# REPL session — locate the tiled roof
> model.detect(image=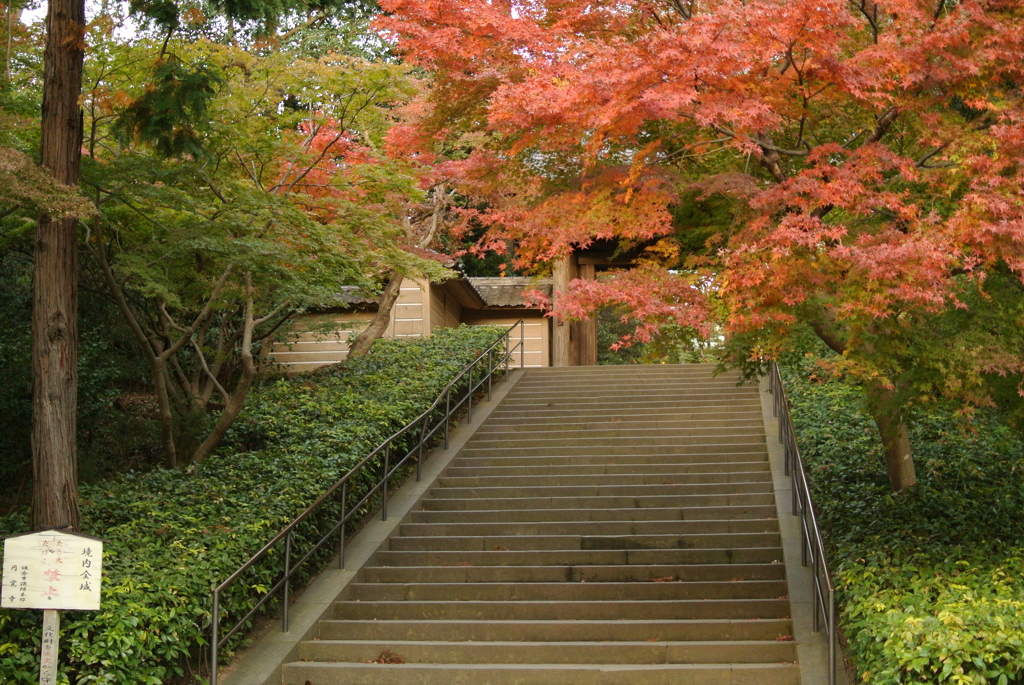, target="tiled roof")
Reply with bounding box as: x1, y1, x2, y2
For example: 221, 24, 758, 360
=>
468, 277, 552, 308
334, 286, 378, 305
